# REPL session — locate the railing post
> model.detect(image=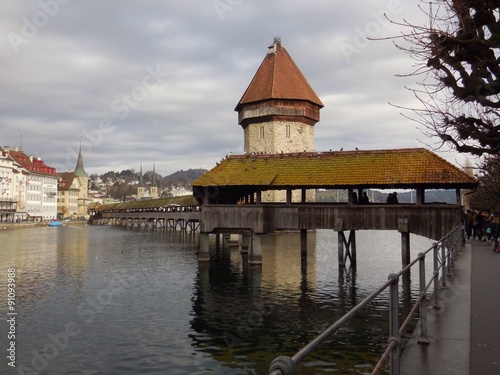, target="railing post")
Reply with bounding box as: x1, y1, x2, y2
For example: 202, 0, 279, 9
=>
450, 232, 457, 268
441, 241, 447, 288
432, 242, 441, 309
446, 236, 453, 275
417, 253, 430, 344
388, 273, 400, 375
